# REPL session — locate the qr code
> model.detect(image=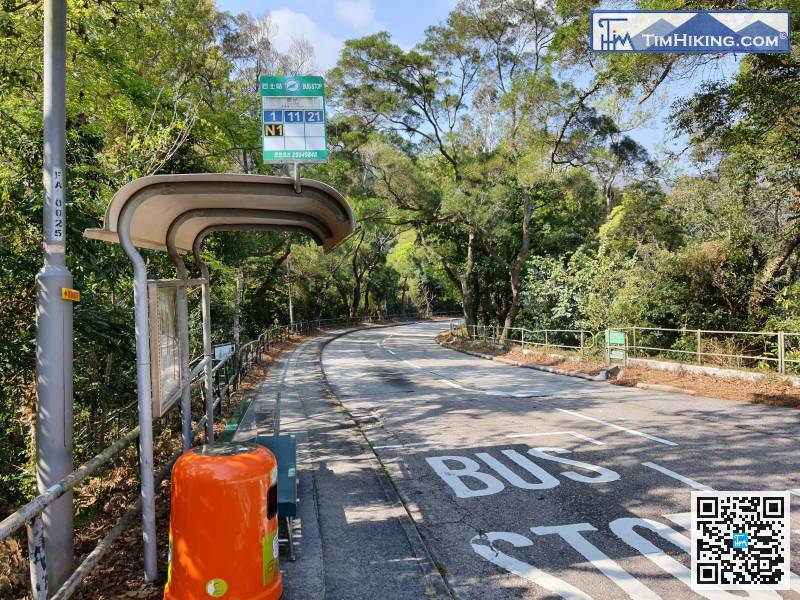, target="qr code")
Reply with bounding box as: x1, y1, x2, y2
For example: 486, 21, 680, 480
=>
691, 491, 790, 590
